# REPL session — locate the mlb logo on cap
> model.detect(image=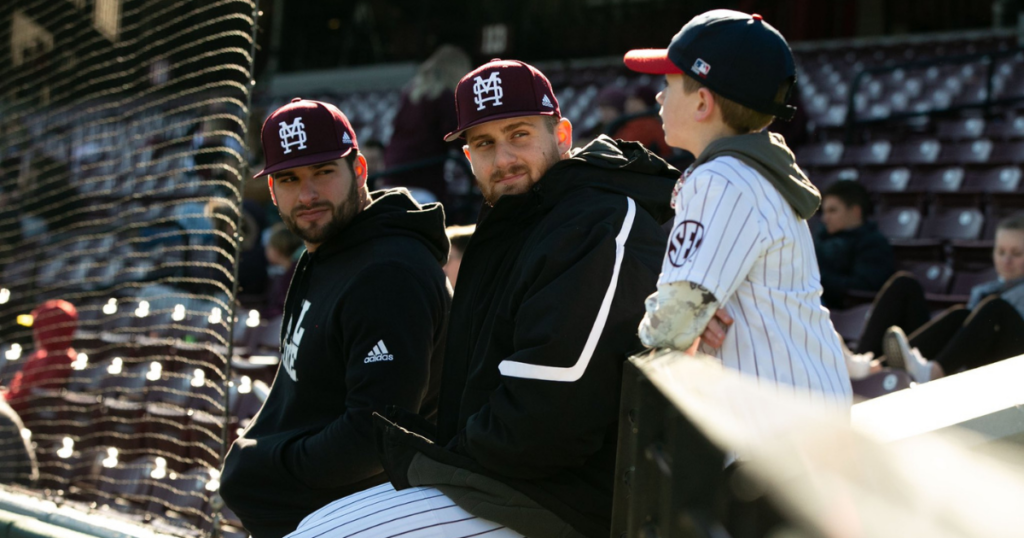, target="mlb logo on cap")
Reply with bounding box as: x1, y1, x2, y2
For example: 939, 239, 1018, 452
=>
254, 97, 359, 178
445, 59, 560, 142
691, 58, 711, 78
